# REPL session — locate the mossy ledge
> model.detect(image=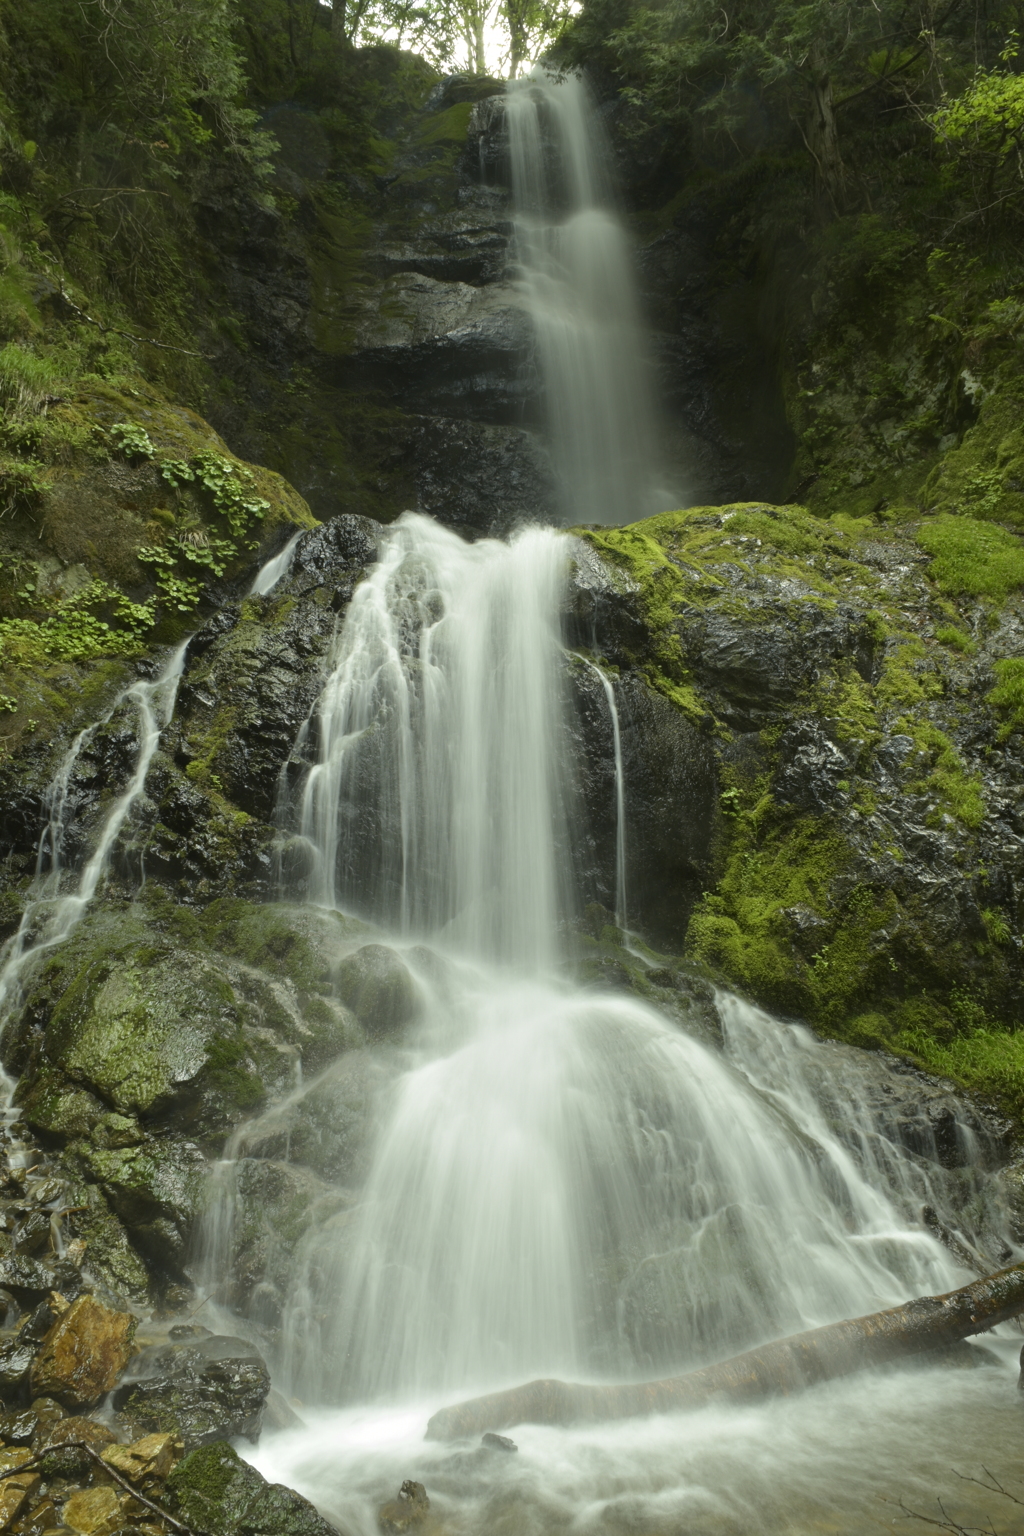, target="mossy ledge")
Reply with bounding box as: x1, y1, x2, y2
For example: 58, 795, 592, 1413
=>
578, 502, 1024, 1122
